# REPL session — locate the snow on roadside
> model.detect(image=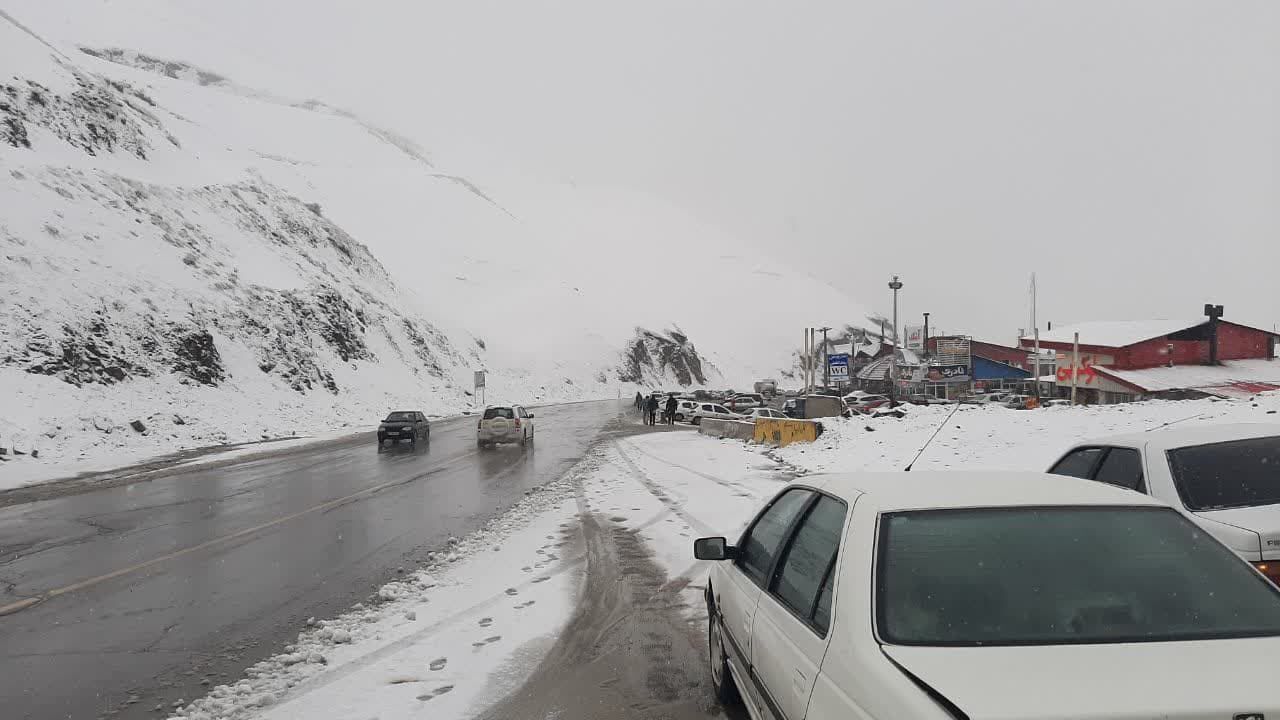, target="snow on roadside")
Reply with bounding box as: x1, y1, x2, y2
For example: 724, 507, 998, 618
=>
170, 473, 587, 720
775, 393, 1280, 474
580, 432, 792, 621
576, 396, 1280, 627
